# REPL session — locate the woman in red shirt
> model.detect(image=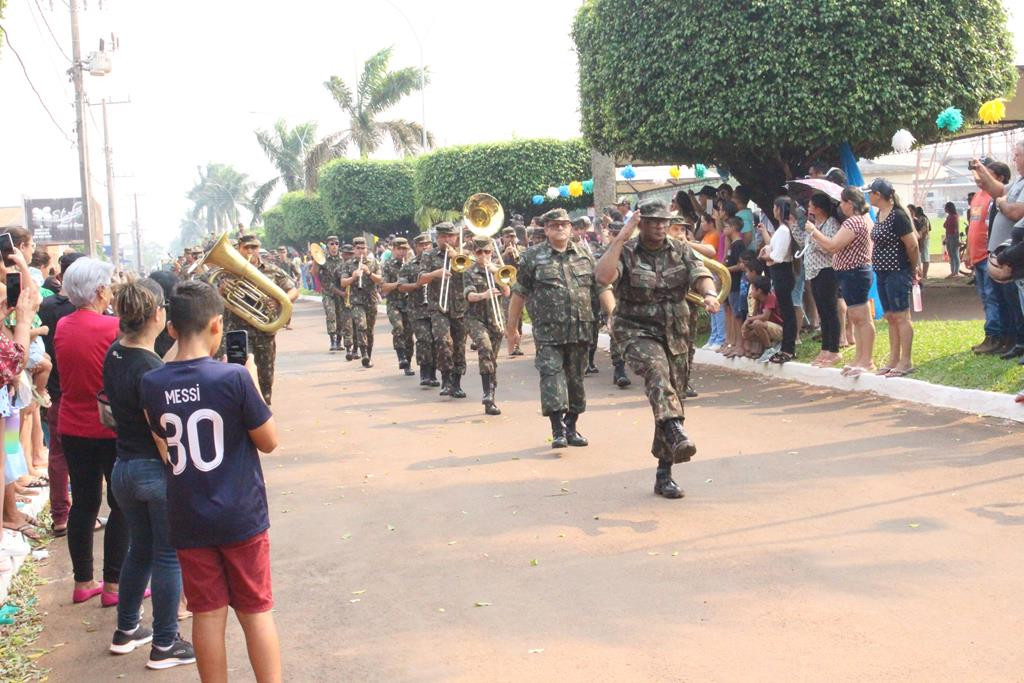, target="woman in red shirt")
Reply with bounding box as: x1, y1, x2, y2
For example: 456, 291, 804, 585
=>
54, 257, 127, 604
